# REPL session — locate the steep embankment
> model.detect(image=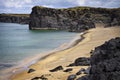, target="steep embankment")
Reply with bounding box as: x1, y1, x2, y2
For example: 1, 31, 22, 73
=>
29, 6, 120, 32
0, 14, 29, 24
